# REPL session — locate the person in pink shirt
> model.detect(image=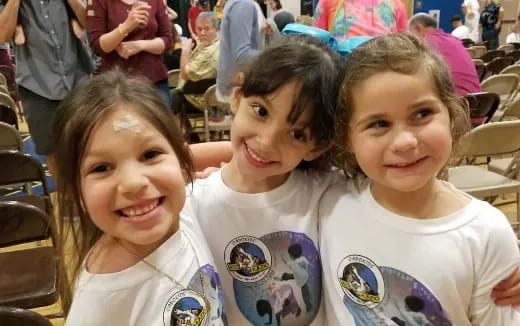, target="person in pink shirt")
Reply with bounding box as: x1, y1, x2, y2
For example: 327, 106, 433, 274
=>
312, 0, 407, 44
409, 13, 481, 96
86, 0, 172, 106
